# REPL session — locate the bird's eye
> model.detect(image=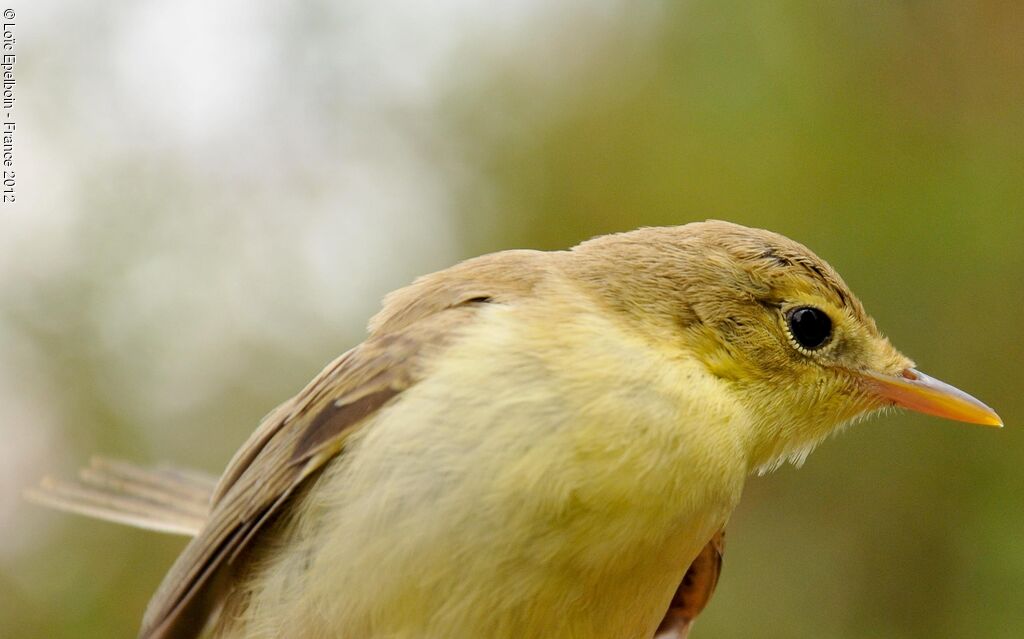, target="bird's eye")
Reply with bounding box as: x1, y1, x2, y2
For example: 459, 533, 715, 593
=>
786, 306, 832, 351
